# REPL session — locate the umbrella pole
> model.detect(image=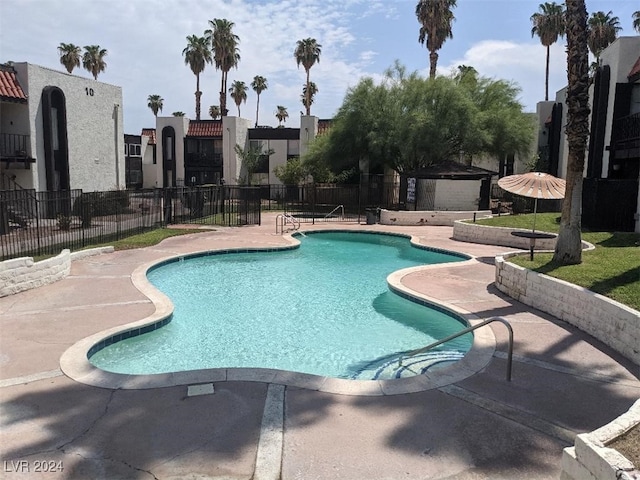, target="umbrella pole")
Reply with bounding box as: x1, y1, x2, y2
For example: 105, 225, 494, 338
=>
532, 198, 538, 233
